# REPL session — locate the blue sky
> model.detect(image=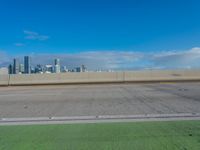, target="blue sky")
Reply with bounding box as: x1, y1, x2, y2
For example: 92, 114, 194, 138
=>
0, 0, 200, 70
